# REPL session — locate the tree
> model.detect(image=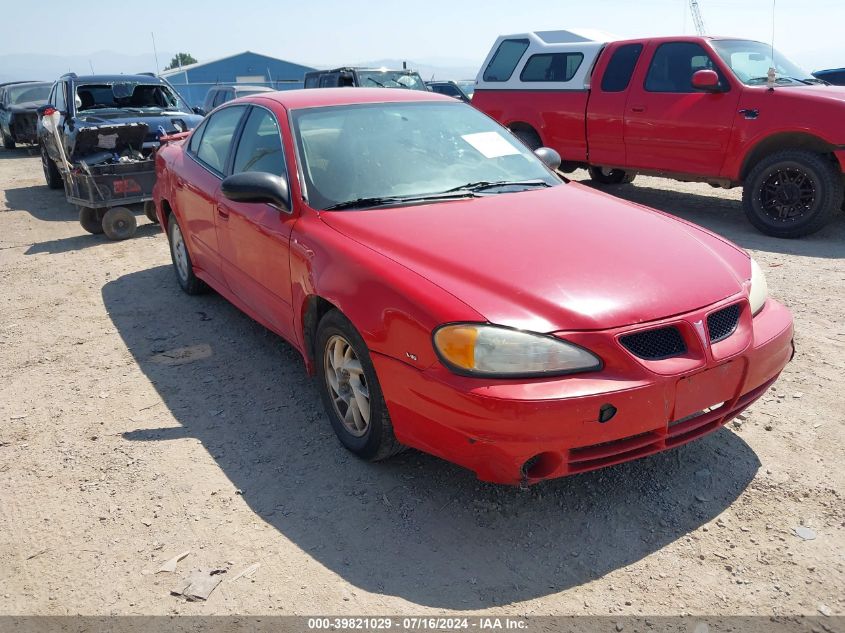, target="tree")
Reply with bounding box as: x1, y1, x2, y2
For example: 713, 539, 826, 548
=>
164, 53, 197, 71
